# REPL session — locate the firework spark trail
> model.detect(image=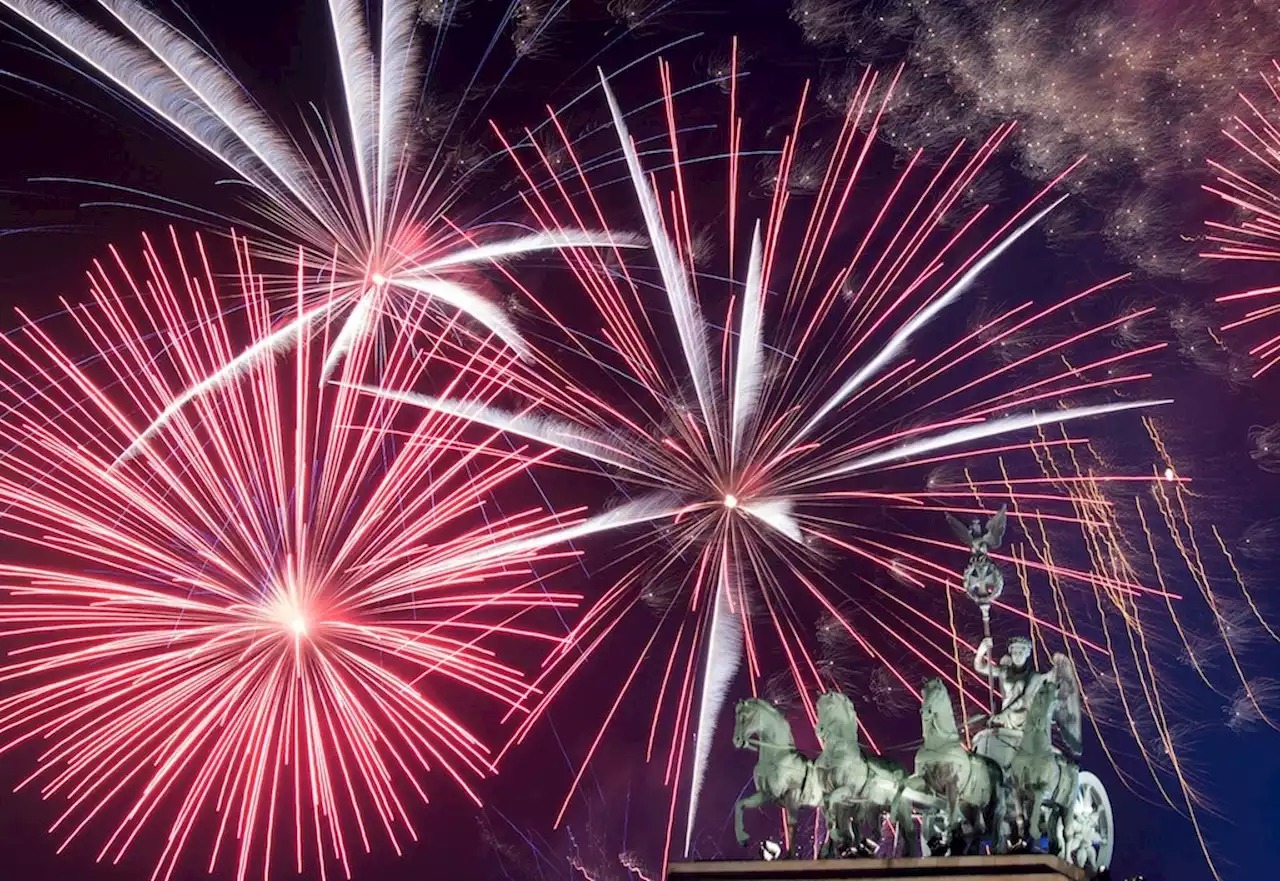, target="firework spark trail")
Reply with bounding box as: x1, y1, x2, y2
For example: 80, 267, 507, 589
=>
0, 0, 642, 456
998, 431, 1221, 873
1142, 423, 1279, 734
358, 55, 1173, 860
1126, 495, 1233, 877
0, 231, 667, 881
1211, 525, 1280, 645
1023, 421, 1280, 877
1037, 436, 1193, 791
1205, 59, 1280, 375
